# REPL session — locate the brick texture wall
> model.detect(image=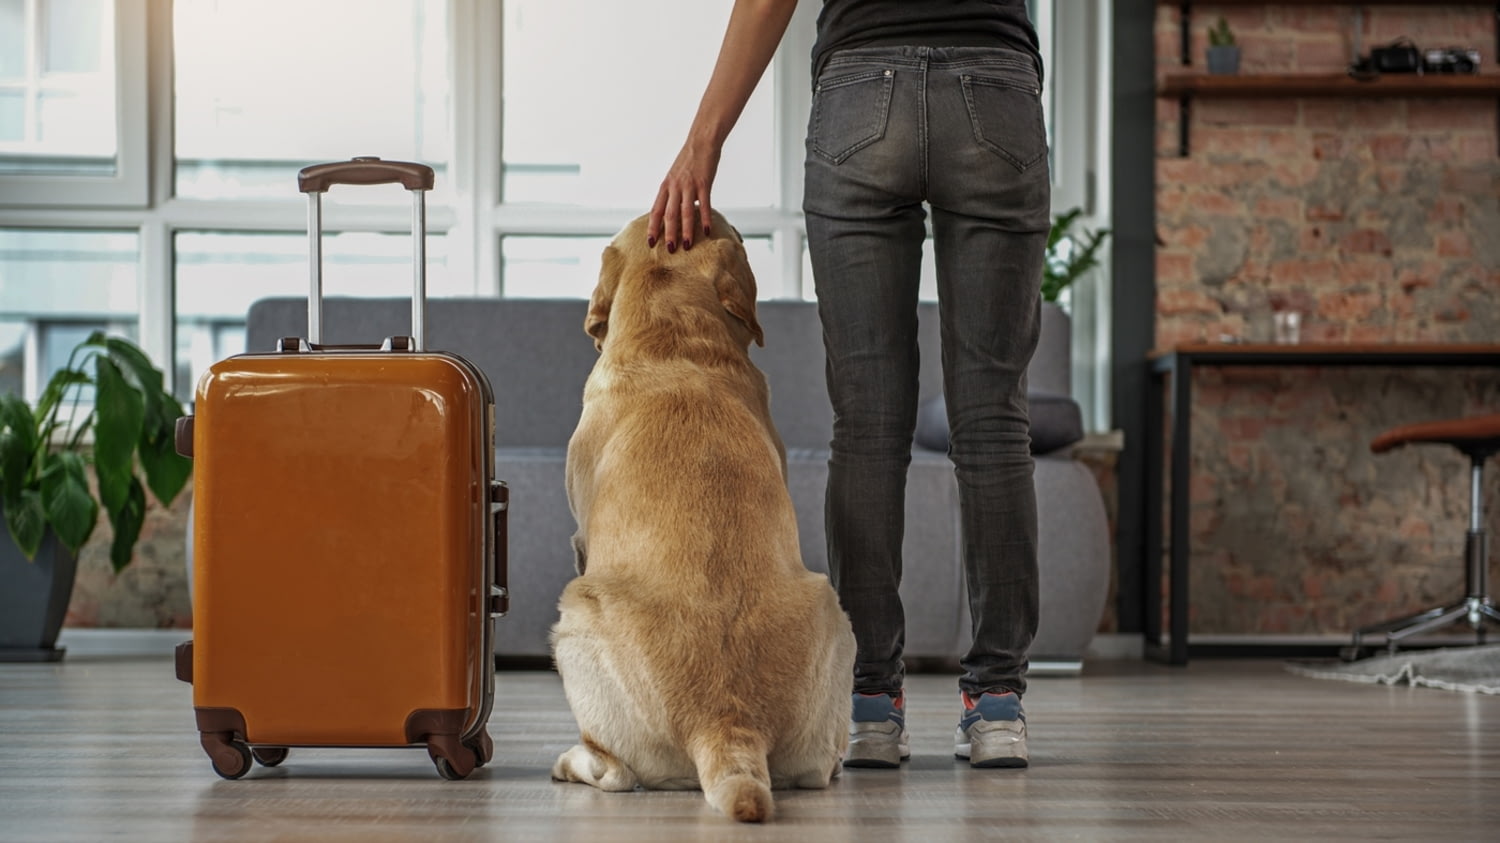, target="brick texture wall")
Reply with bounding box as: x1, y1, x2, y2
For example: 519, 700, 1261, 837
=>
1155, 4, 1500, 635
